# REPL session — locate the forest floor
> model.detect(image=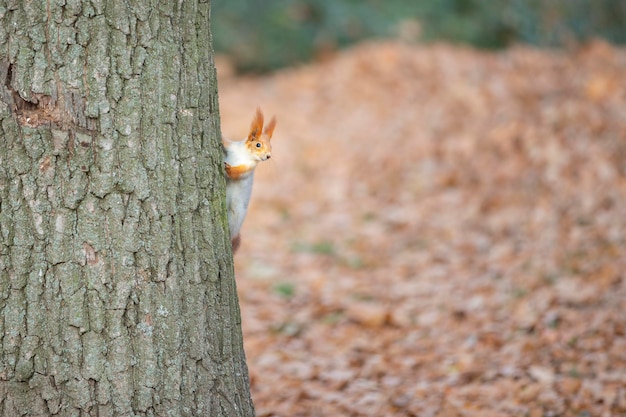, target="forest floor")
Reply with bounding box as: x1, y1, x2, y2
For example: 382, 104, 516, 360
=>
216, 40, 626, 417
